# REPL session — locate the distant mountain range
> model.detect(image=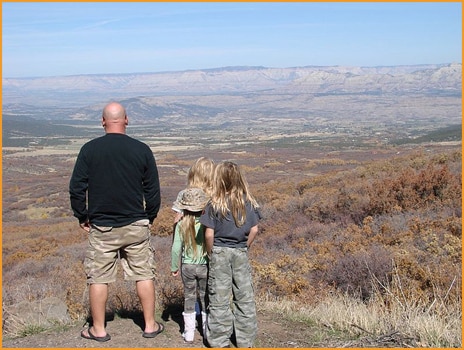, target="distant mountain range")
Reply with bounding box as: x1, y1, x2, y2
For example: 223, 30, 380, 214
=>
2, 64, 462, 132
3, 63, 461, 103
2, 64, 462, 147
